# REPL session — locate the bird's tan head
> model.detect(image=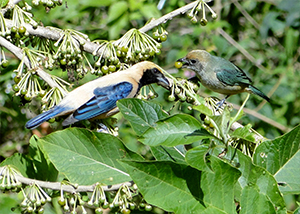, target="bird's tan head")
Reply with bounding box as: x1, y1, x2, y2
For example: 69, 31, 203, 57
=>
177, 50, 211, 72
135, 61, 170, 89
